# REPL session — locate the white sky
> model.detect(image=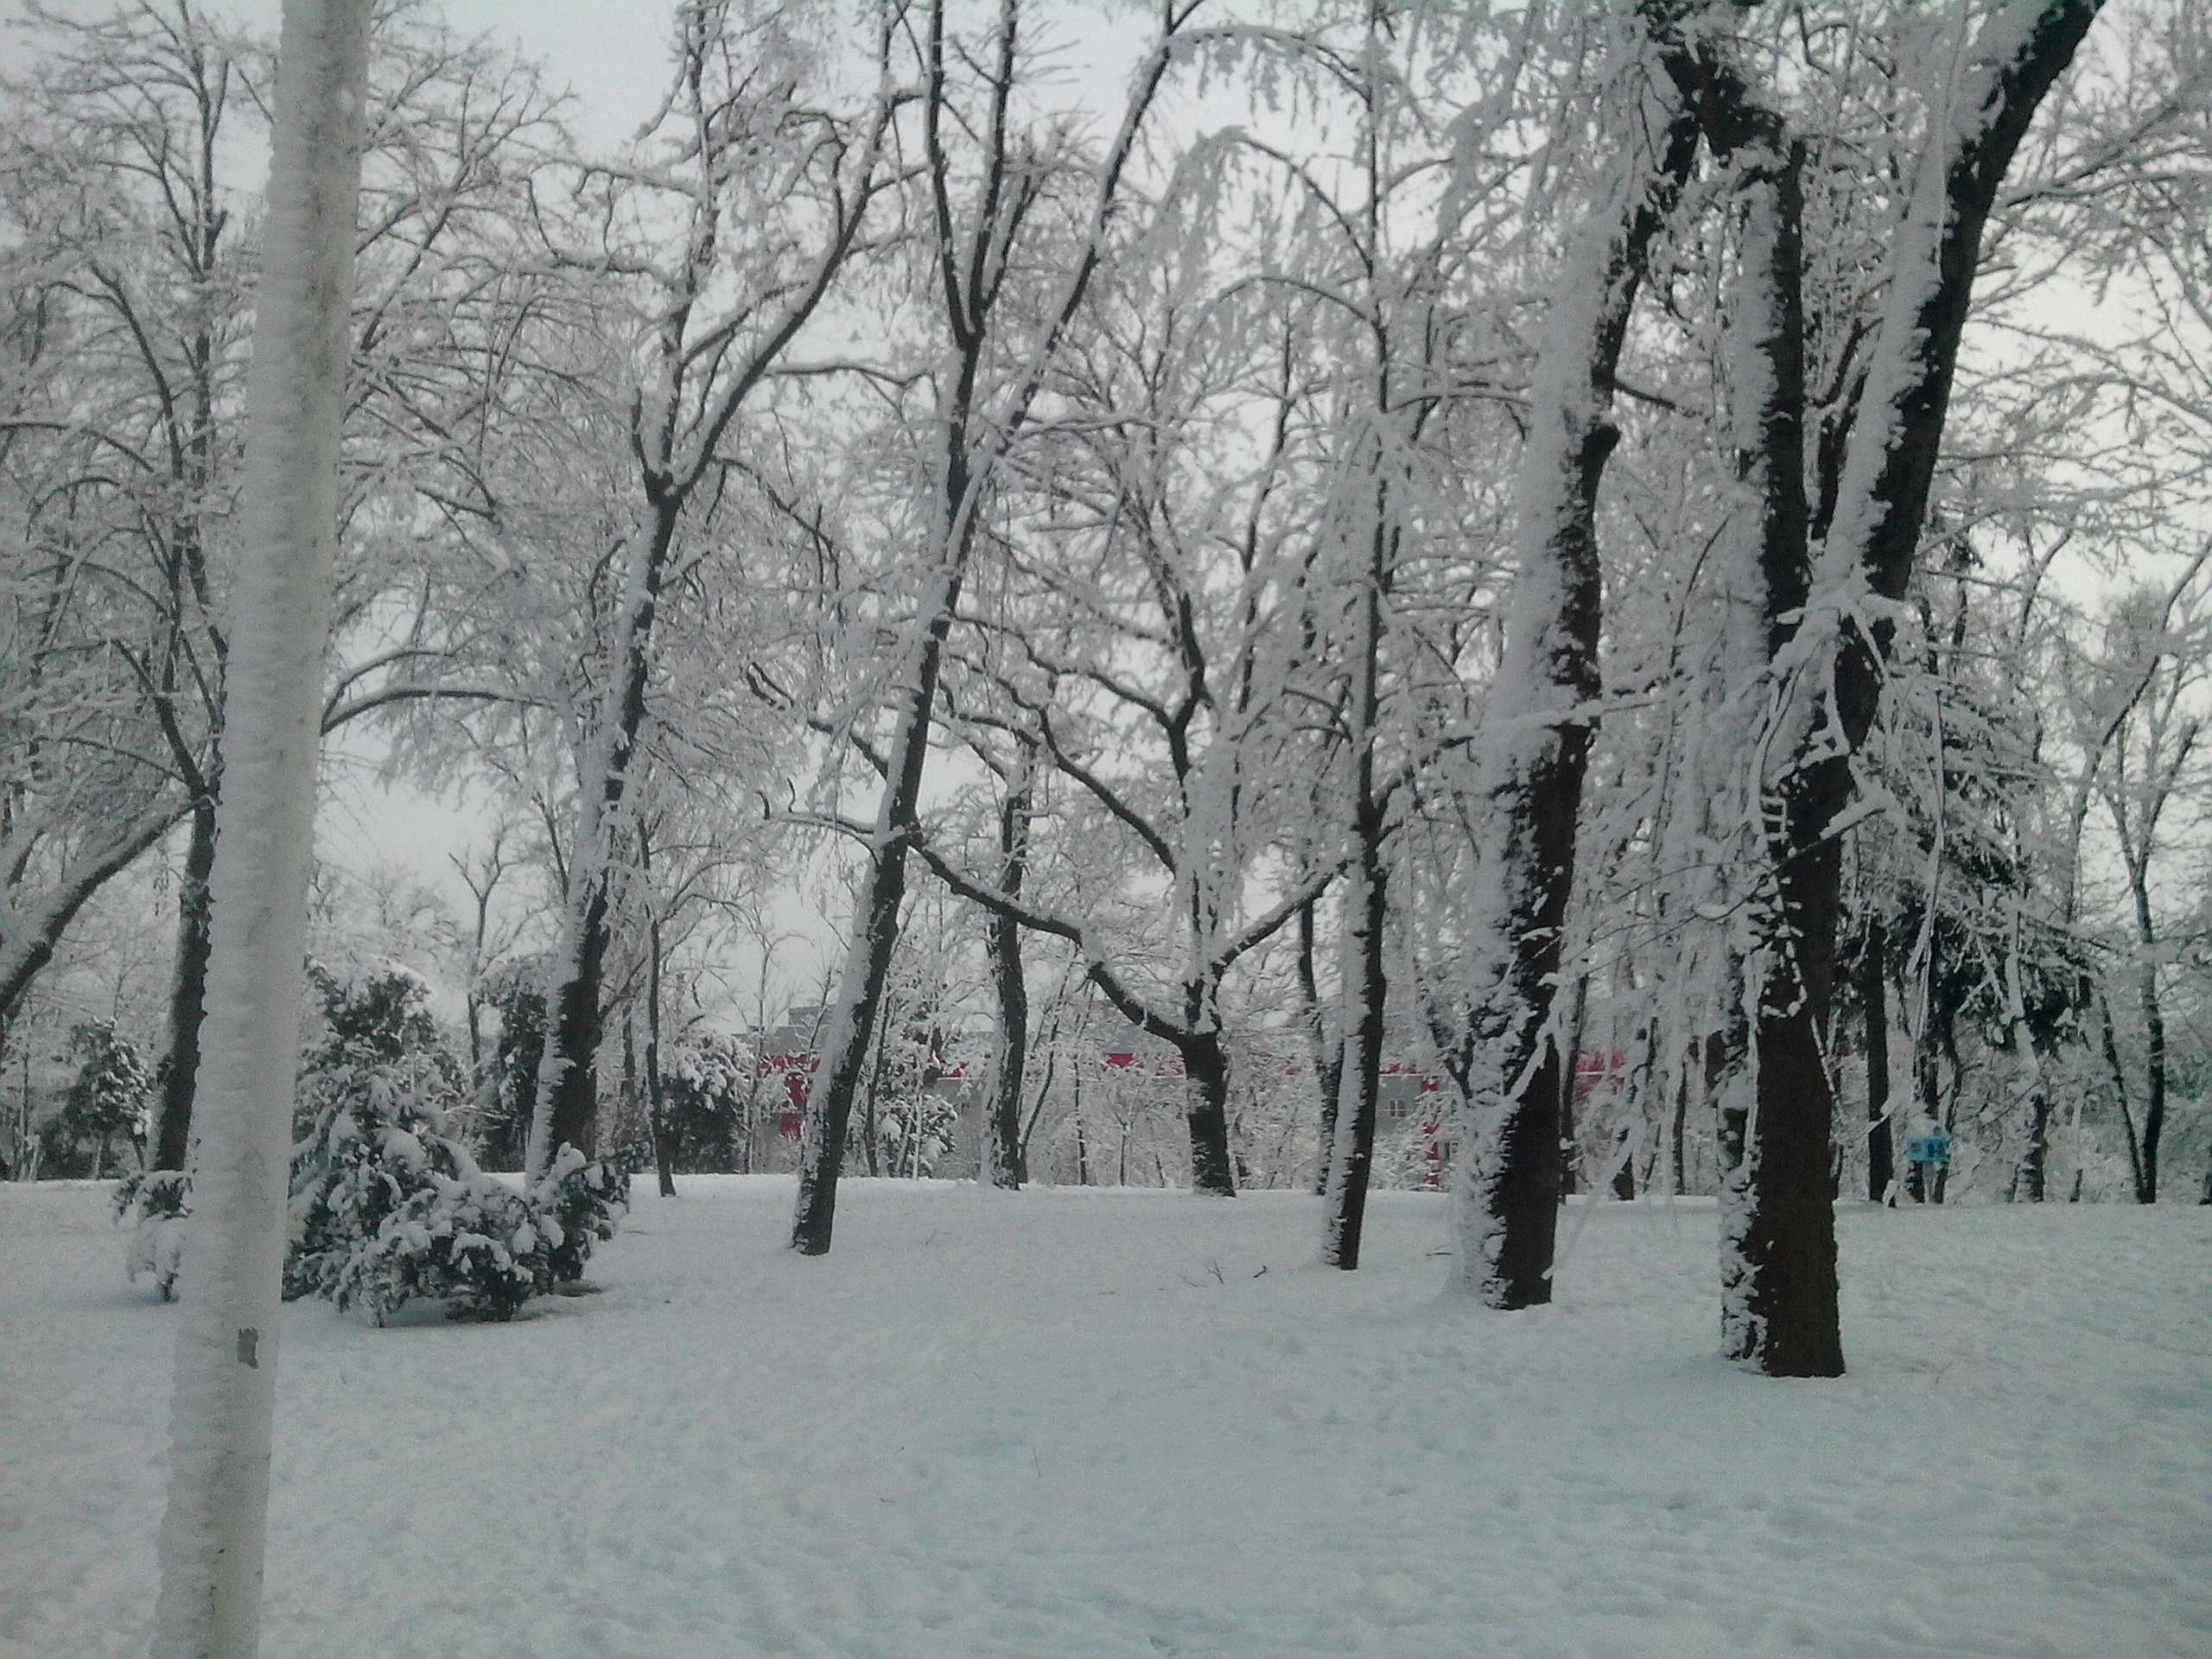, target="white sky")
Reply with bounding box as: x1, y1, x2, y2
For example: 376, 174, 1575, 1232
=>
0, 1, 1163, 149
